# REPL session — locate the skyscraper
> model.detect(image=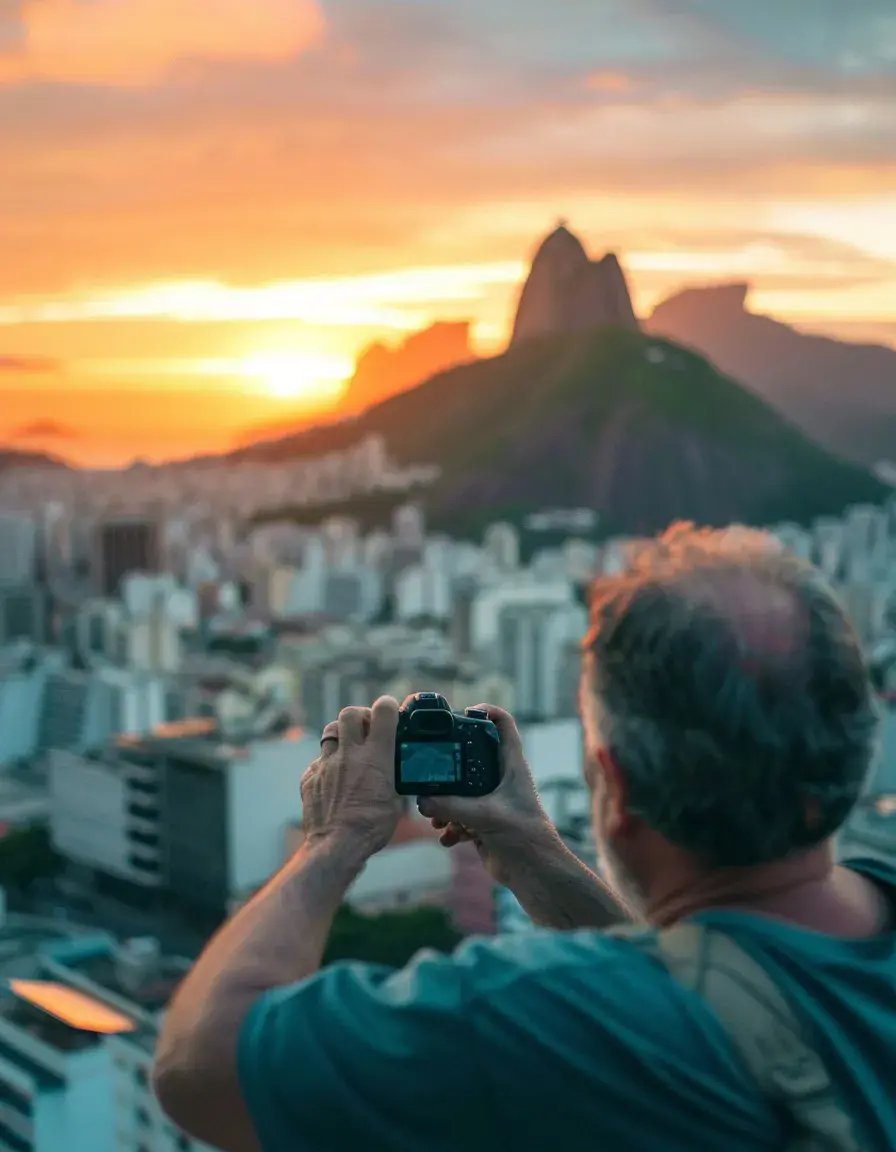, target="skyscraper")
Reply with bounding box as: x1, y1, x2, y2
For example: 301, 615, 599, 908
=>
95, 519, 160, 598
